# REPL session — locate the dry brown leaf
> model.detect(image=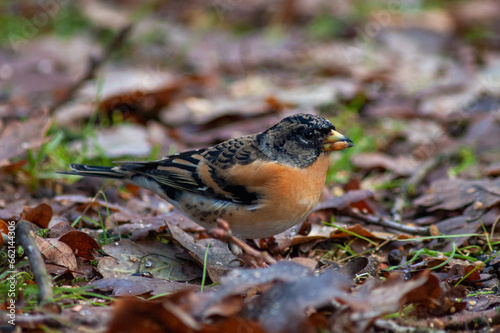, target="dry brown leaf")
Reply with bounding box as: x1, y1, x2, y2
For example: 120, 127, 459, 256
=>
91, 276, 200, 297
35, 235, 78, 271
77, 0, 130, 30
21, 203, 53, 228
452, 0, 500, 25
330, 223, 378, 239
59, 230, 101, 260
194, 261, 319, 320
485, 162, 500, 177
49, 221, 76, 238
98, 240, 198, 282
0, 160, 28, 173
351, 152, 419, 176
99, 76, 207, 124
314, 190, 374, 211
345, 271, 432, 331
107, 296, 199, 333
77, 124, 152, 158
404, 272, 443, 304
244, 269, 351, 333
0, 219, 8, 234
45, 263, 70, 276
415, 178, 500, 211
166, 221, 237, 283
446, 264, 481, 285
54, 194, 125, 212
0, 113, 52, 167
